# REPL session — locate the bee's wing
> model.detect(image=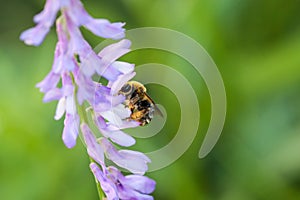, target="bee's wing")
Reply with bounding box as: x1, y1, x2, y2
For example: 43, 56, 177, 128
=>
144, 93, 164, 118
